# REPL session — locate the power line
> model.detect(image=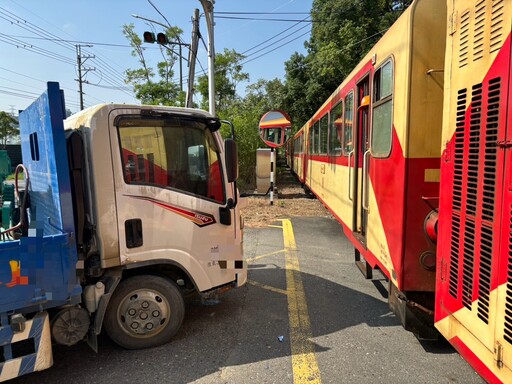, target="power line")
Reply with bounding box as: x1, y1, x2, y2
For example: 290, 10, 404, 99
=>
0, 7, 75, 52
87, 83, 132, 91
216, 12, 310, 15
241, 28, 312, 66
147, 0, 183, 43
243, 24, 310, 61
0, 86, 81, 109
0, 33, 75, 64
1, 34, 135, 93
0, 85, 40, 96
9, 35, 135, 48
175, 16, 310, 85
0, 4, 134, 101
241, 17, 311, 57
215, 15, 315, 22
